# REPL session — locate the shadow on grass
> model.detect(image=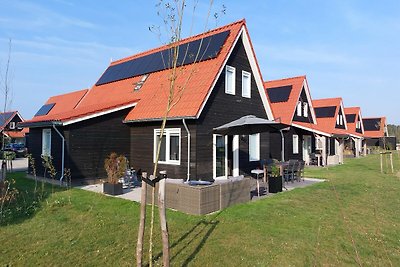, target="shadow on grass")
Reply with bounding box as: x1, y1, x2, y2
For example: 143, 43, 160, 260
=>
150, 211, 222, 266
0, 172, 67, 226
